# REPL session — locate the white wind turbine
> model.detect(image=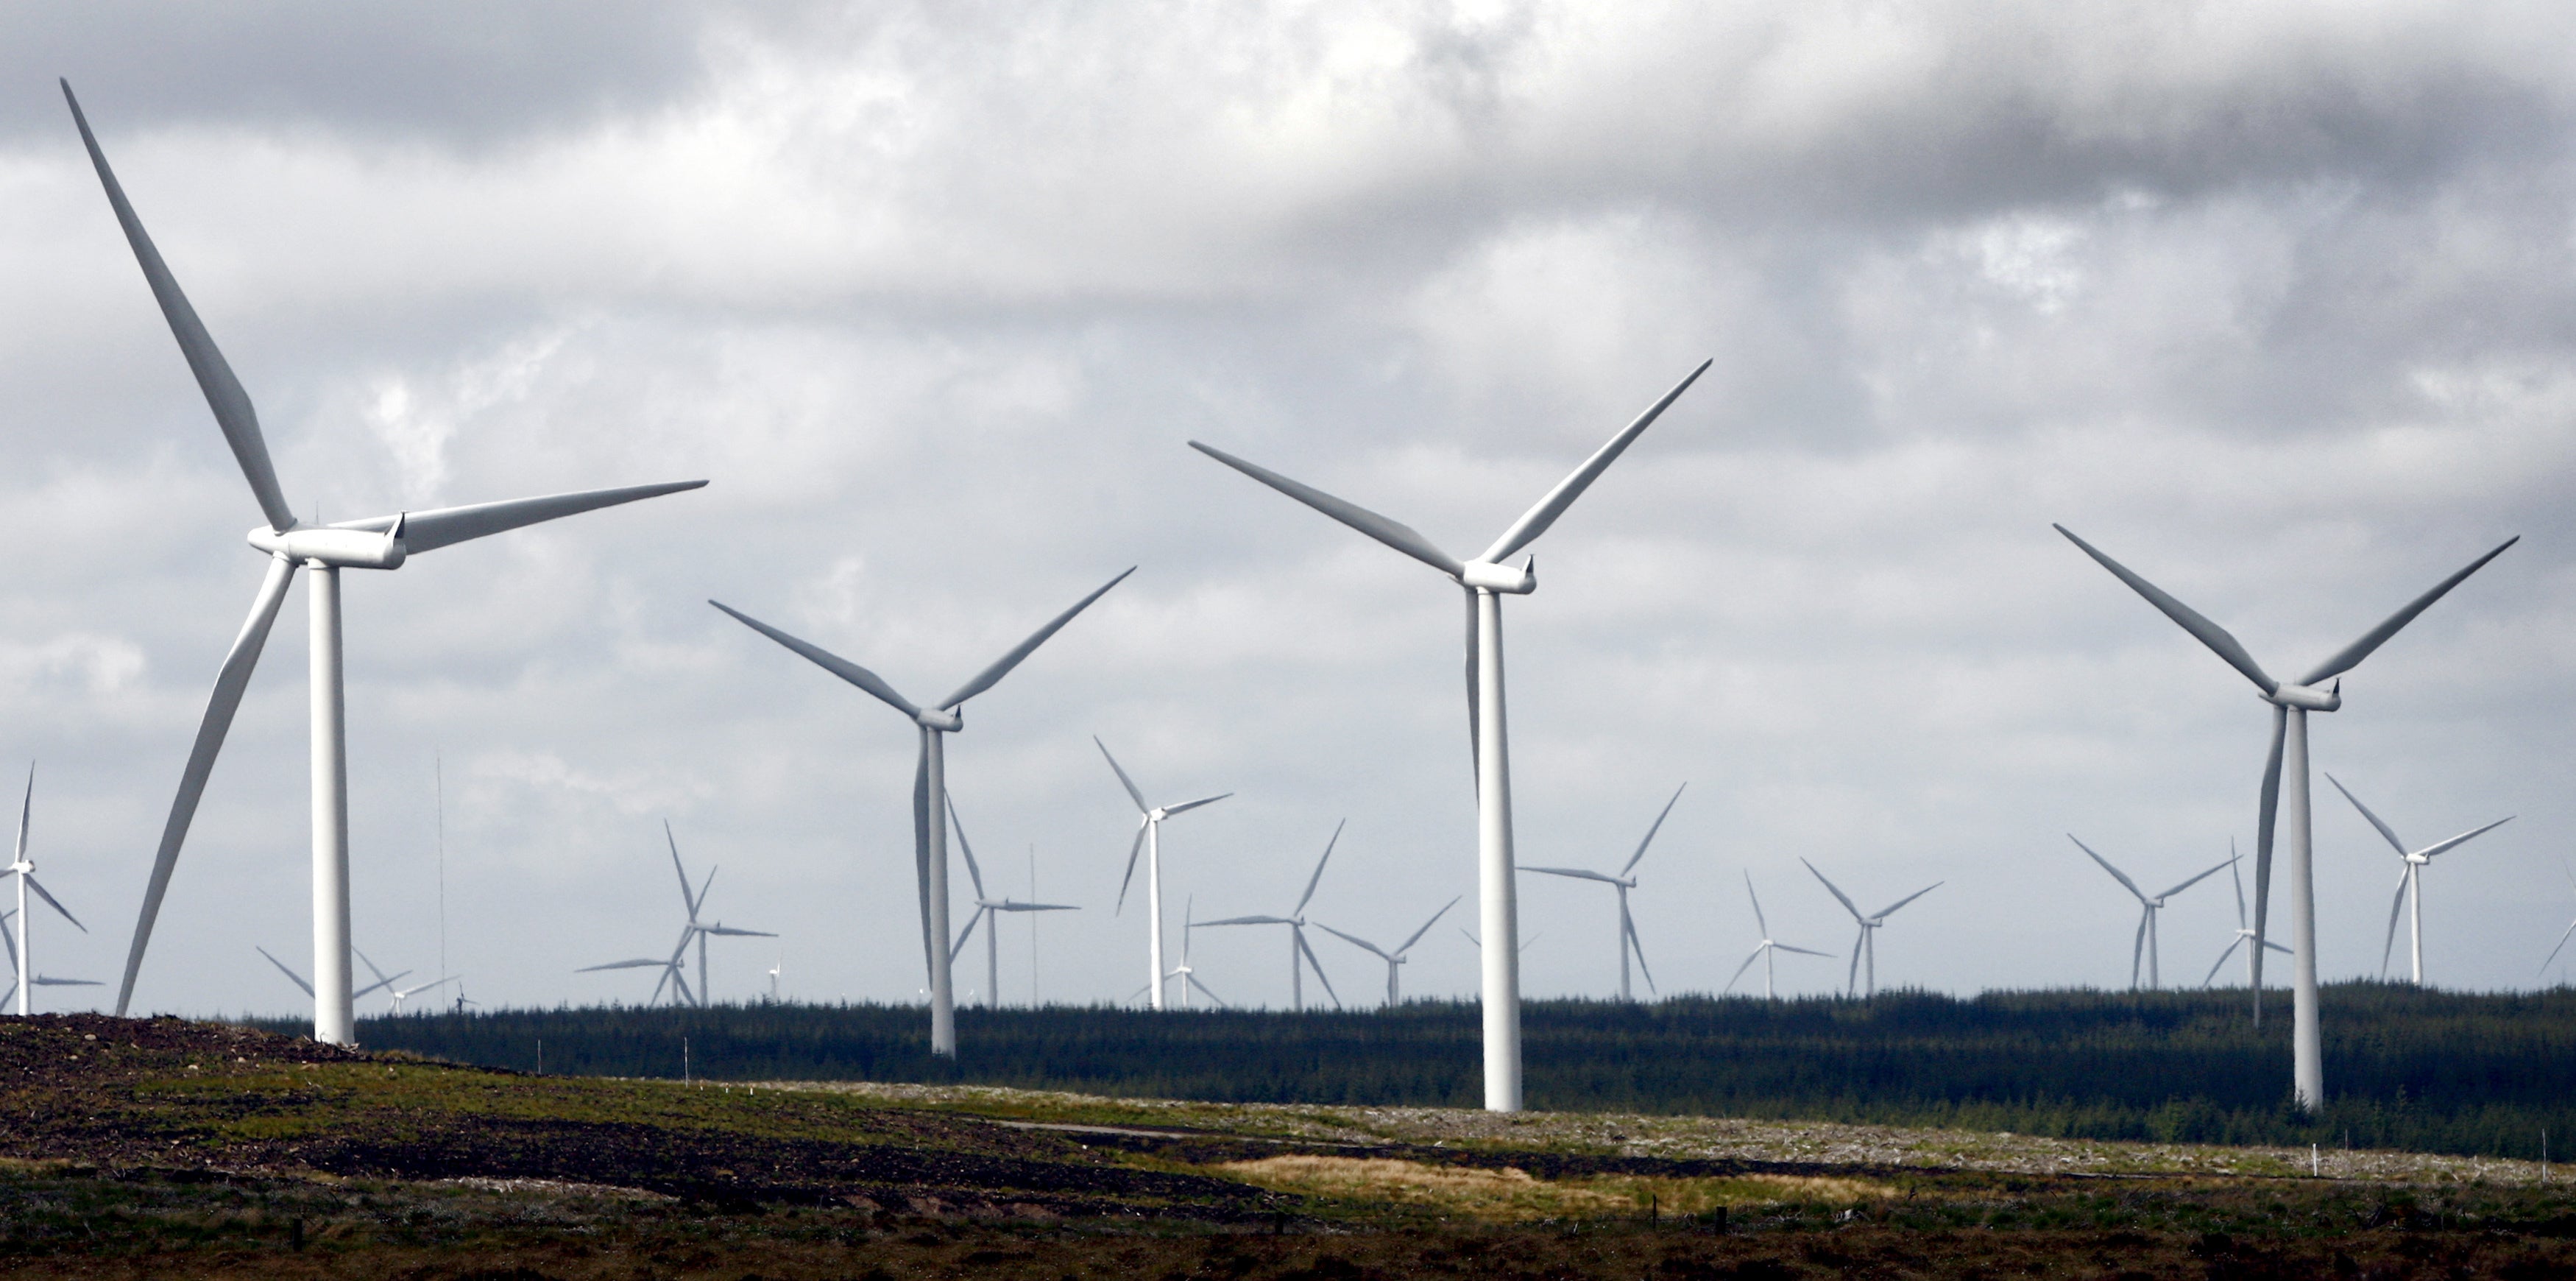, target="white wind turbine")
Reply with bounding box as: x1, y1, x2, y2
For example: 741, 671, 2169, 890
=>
1801, 859, 1939, 998
945, 794, 1076, 1009
1096, 737, 1231, 1012
2201, 847, 2295, 991
2324, 774, 2511, 987
1724, 873, 1832, 999
386, 975, 454, 1014
711, 570, 1128, 1056
1198, 821, 1346, 1011
353, 947, 414, 1012
67, 84, 708, 1046
1136, 898, 1227, 1009
579, 824, 773, 1007
1521, 783, 1685, 1001
2056, 525, 2514, 1109
1316, 897, 1459, 1006
1192, 360, 1709, 1111
4, 767, 90, 1016
2067, 836, 2234, 989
